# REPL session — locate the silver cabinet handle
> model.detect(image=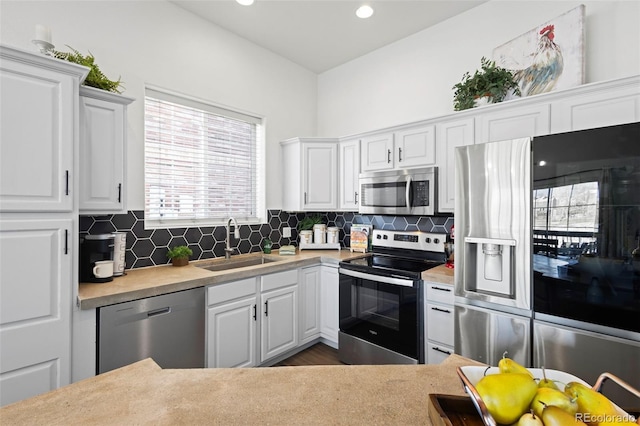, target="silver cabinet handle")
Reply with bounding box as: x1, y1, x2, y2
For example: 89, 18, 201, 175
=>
387, 149, 391, 163
398, 147, 403, 162
304, 192, 307, 204
355, 192, 358, 204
